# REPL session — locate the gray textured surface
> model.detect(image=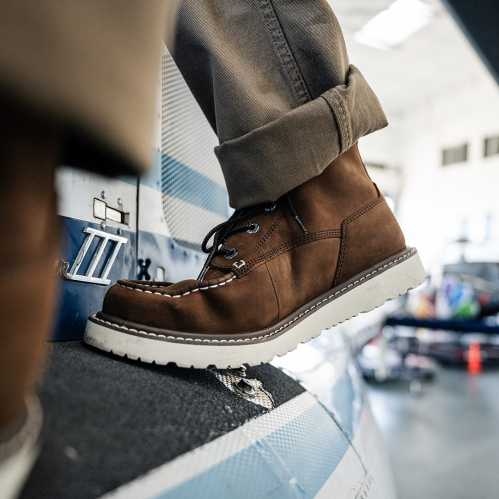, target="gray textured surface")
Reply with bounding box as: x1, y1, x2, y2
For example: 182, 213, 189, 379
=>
20, 342, 303, 499
368, 368, 499, 499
